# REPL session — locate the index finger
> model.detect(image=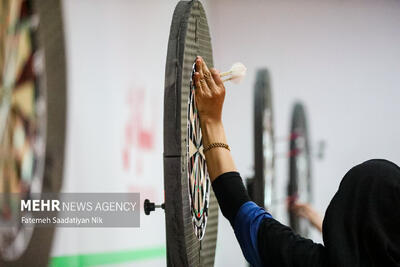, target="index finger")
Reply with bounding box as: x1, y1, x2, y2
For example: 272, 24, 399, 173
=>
200, 57, 219, 93
195, 56, 203, 74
